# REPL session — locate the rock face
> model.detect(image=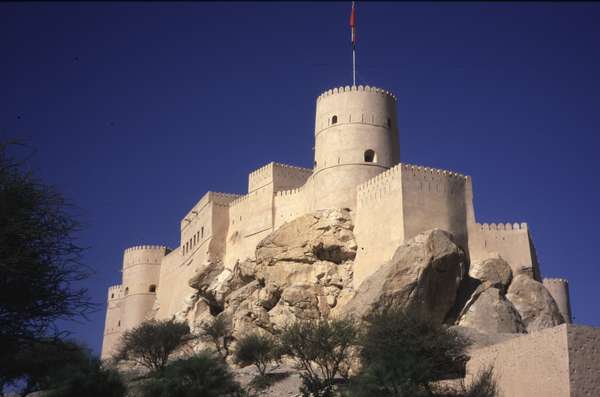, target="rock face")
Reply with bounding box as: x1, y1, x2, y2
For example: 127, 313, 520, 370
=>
457, 284, 526, 334
341, 229, 466, 323
506, 274, 565, 332
469, 255, 513, 292
180, 210, 564, 359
